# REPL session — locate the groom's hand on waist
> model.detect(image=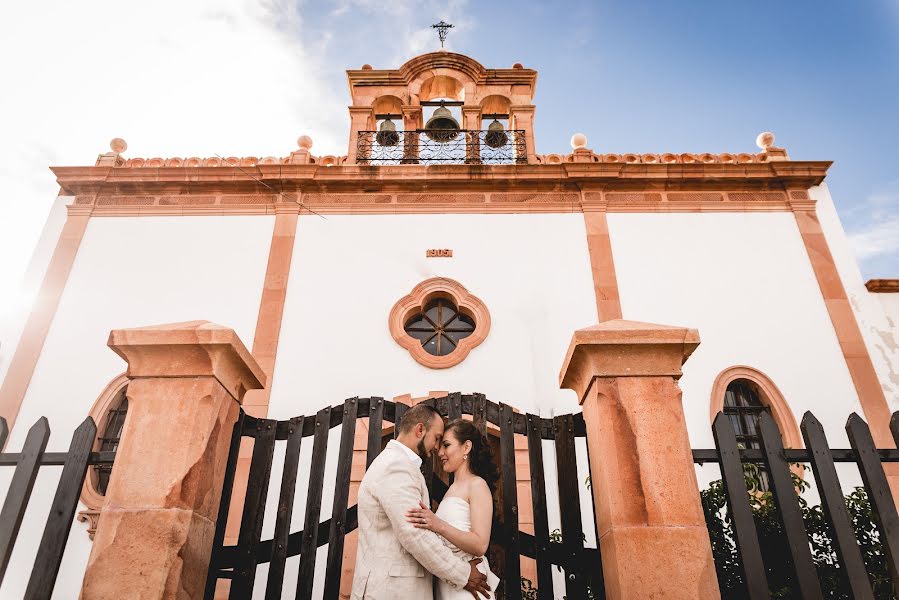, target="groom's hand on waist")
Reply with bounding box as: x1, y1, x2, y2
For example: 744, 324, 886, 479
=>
463, 558, 490, 599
